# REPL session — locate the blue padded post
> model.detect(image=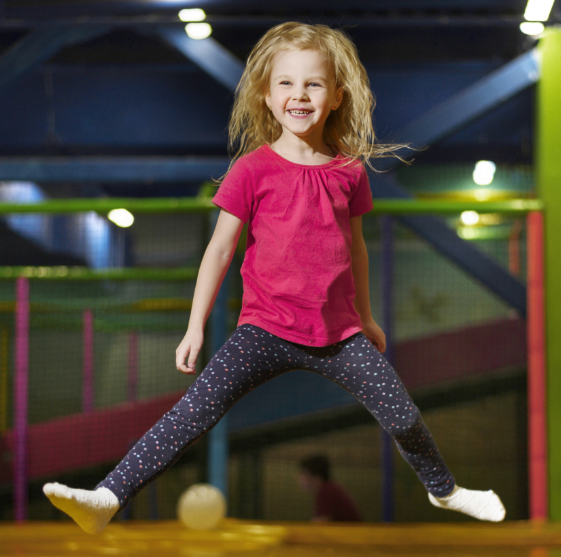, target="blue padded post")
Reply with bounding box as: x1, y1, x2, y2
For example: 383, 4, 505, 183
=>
381, 216, 395, 522
208, 209, 230, 497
